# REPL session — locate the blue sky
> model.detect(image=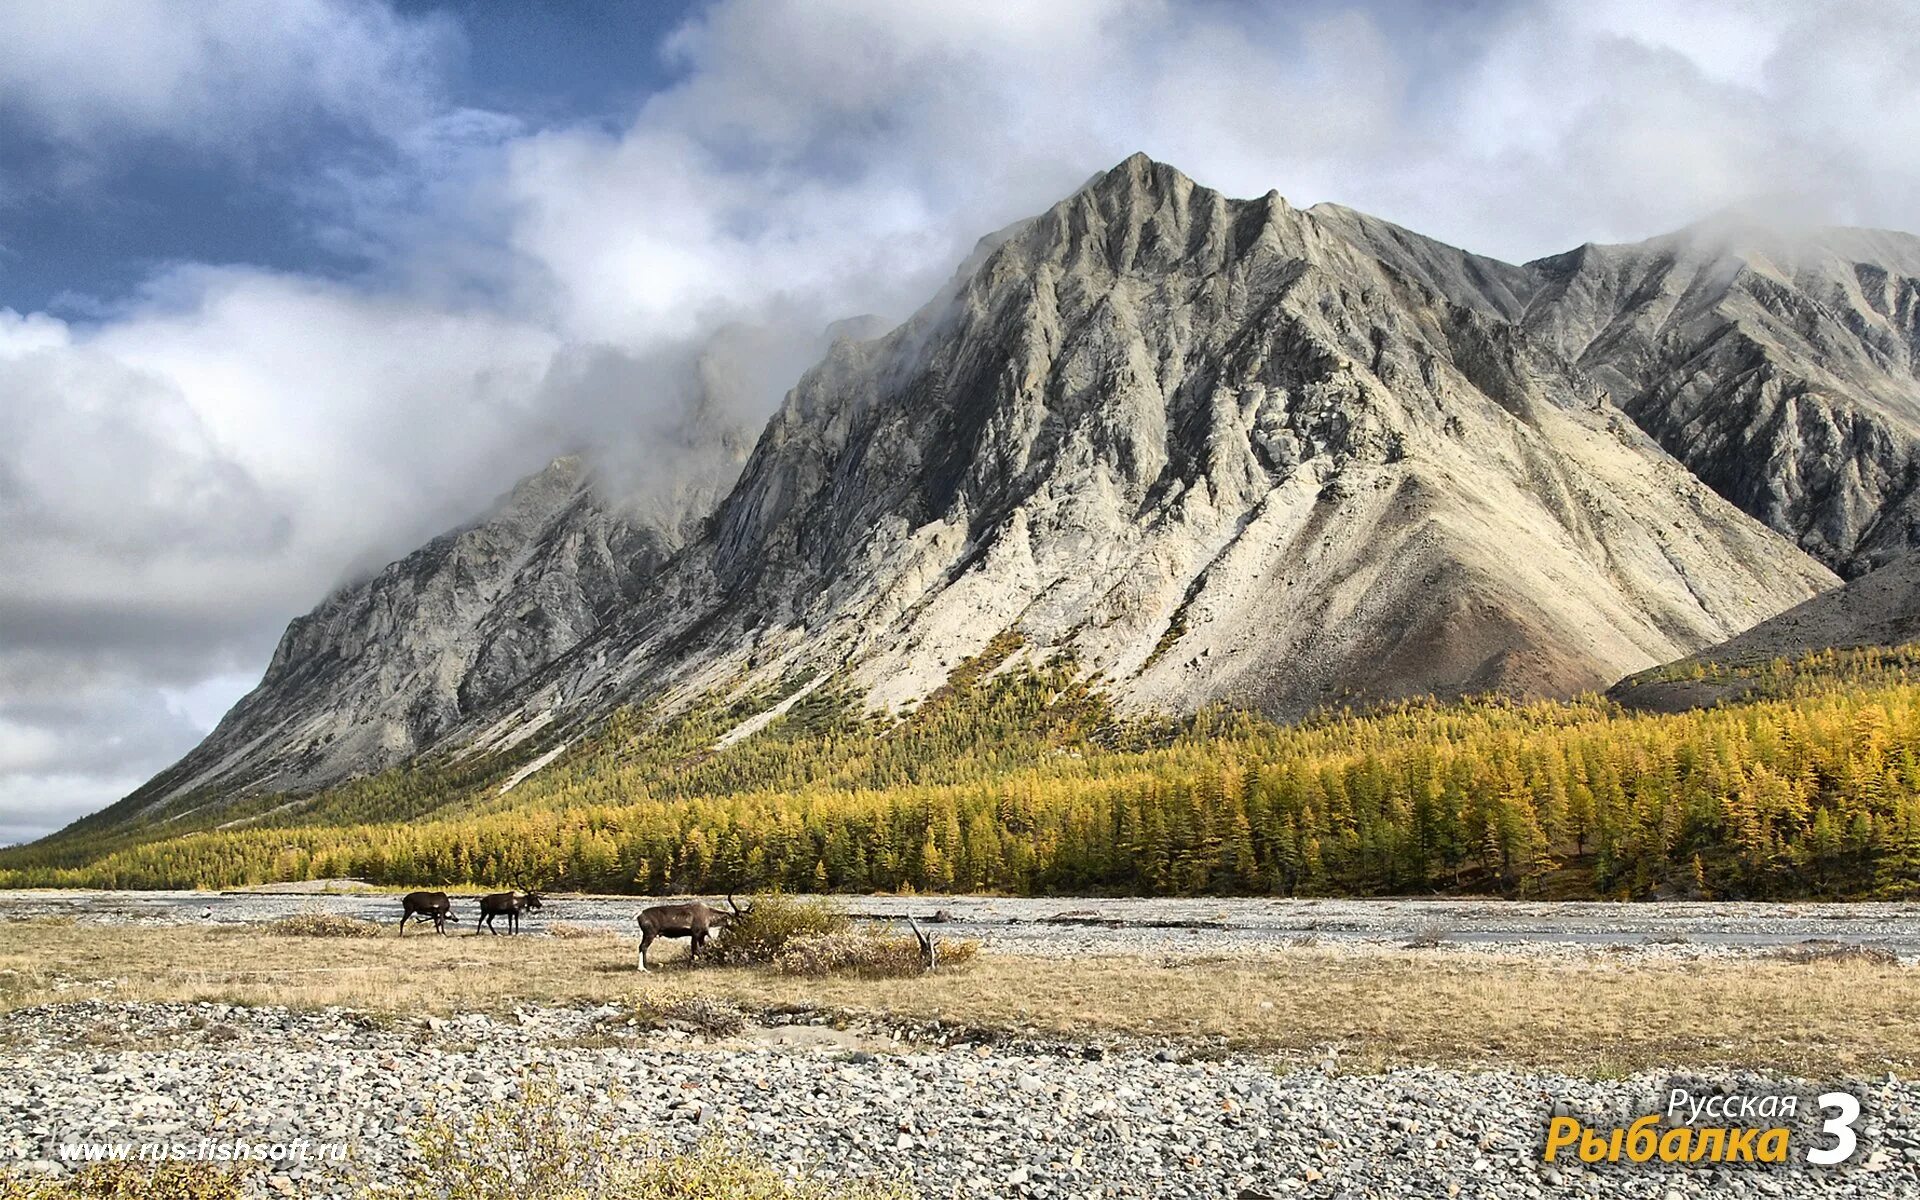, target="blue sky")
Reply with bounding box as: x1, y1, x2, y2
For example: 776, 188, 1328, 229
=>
2, 0, 1917, 844
0, 2, 698, 314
